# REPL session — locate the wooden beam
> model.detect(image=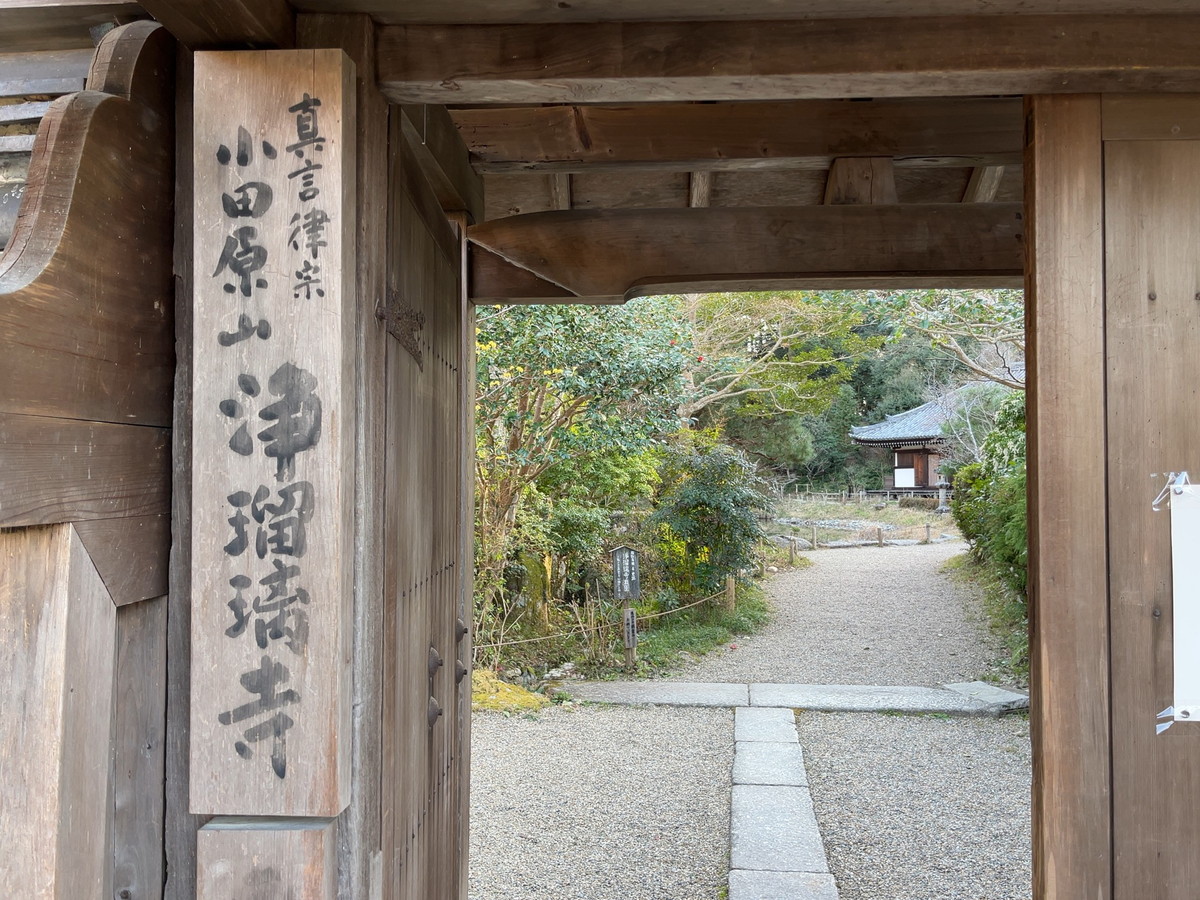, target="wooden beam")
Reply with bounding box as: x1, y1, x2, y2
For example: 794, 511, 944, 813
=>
316, 1, 1200, 24
0, 3, 144, 52
0, 48, 92, 97
549, 173, 571, 210
963, 165, 1006, 202
138, 0, 294, 48
1025, 94, 1111, 898
449, 99, 1023, 173
469, 203, 1024, 302
397, 104, 485, 224
688, 172, 711, 208
823, 157, 897, 204
379, 15, 1200, 104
